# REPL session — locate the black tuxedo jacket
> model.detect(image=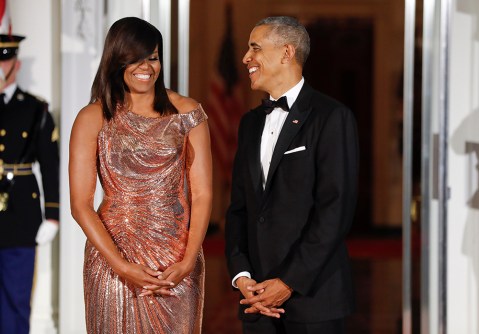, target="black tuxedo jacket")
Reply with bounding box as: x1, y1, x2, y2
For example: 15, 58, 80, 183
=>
225, 83, 359, 323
